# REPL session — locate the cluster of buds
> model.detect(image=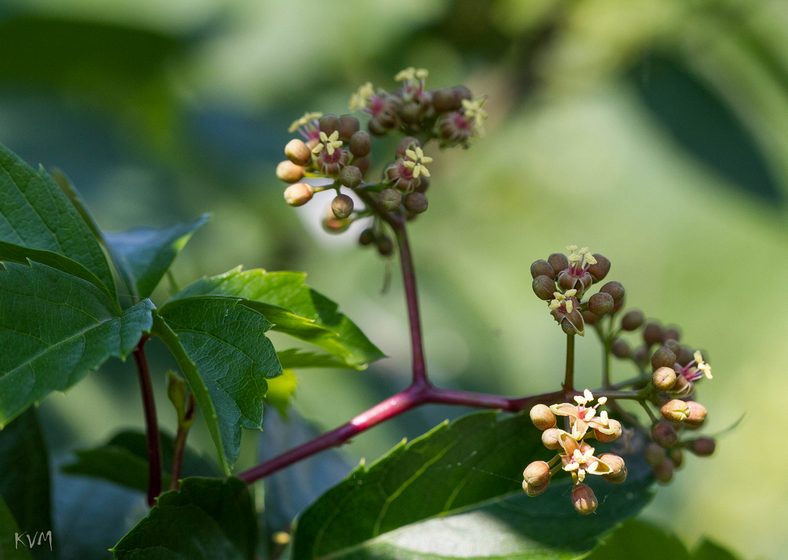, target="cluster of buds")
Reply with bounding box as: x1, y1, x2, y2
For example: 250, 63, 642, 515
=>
523, 390, 627, 515
349, 67, 486, 147
275, 68, 487, 256
606, 311, 716, 482
531, 245, 619, 335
